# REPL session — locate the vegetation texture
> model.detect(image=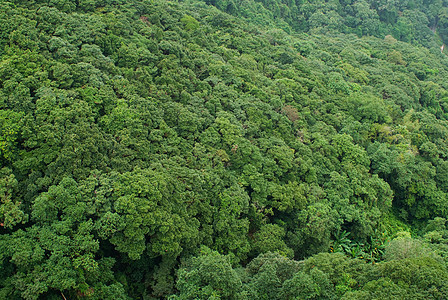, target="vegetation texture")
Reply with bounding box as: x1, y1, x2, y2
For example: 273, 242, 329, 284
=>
1, 0, 448, 299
